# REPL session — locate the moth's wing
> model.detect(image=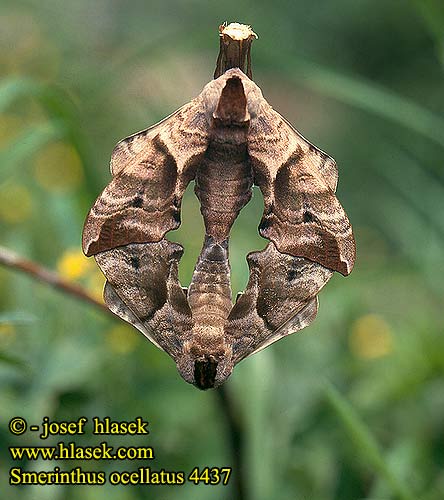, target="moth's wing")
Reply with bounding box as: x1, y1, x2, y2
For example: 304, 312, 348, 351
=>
95, 240, 193, 358
279, 115, 339, 191
103, 282, 164, 351
82, 100, 209, 256
225, 243, 333, 363
248, 103, 355, 275
244, 297, 319, 358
